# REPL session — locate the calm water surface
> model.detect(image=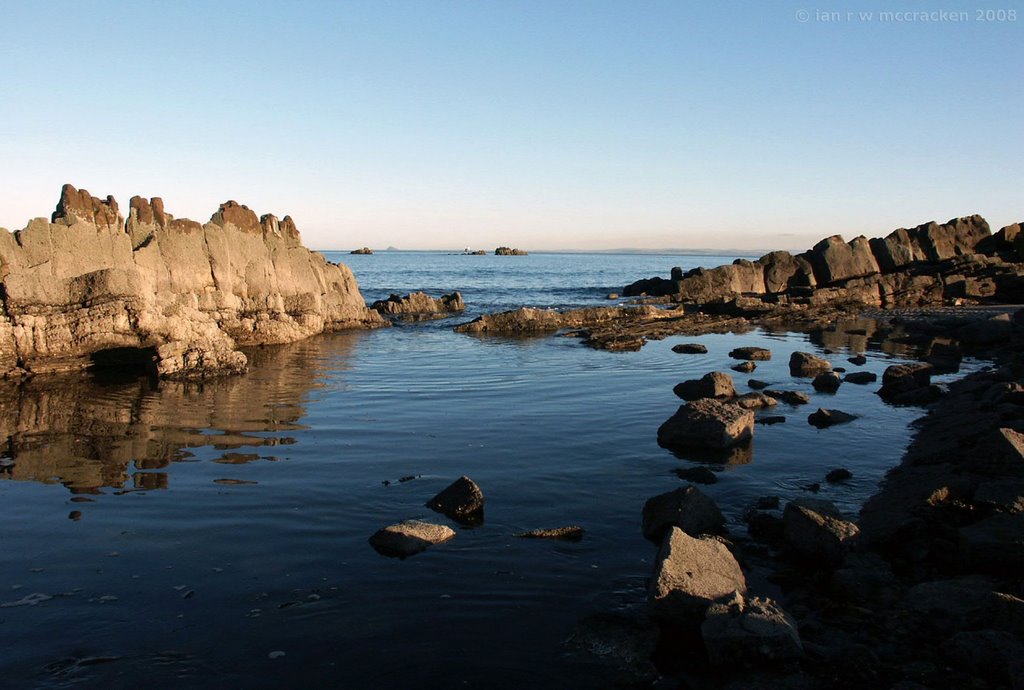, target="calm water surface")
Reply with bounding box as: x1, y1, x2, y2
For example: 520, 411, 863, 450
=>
0, 253, 975, 688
